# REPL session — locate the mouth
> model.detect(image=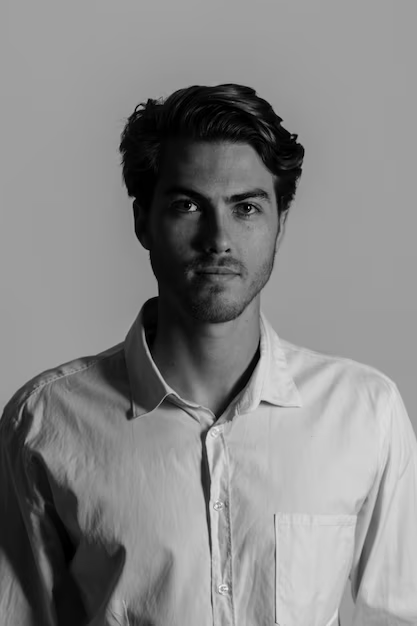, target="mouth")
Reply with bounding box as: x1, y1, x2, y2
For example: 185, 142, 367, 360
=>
196, 267, 239, 275
197, 271, 237, 275
194, 271, 239, 282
